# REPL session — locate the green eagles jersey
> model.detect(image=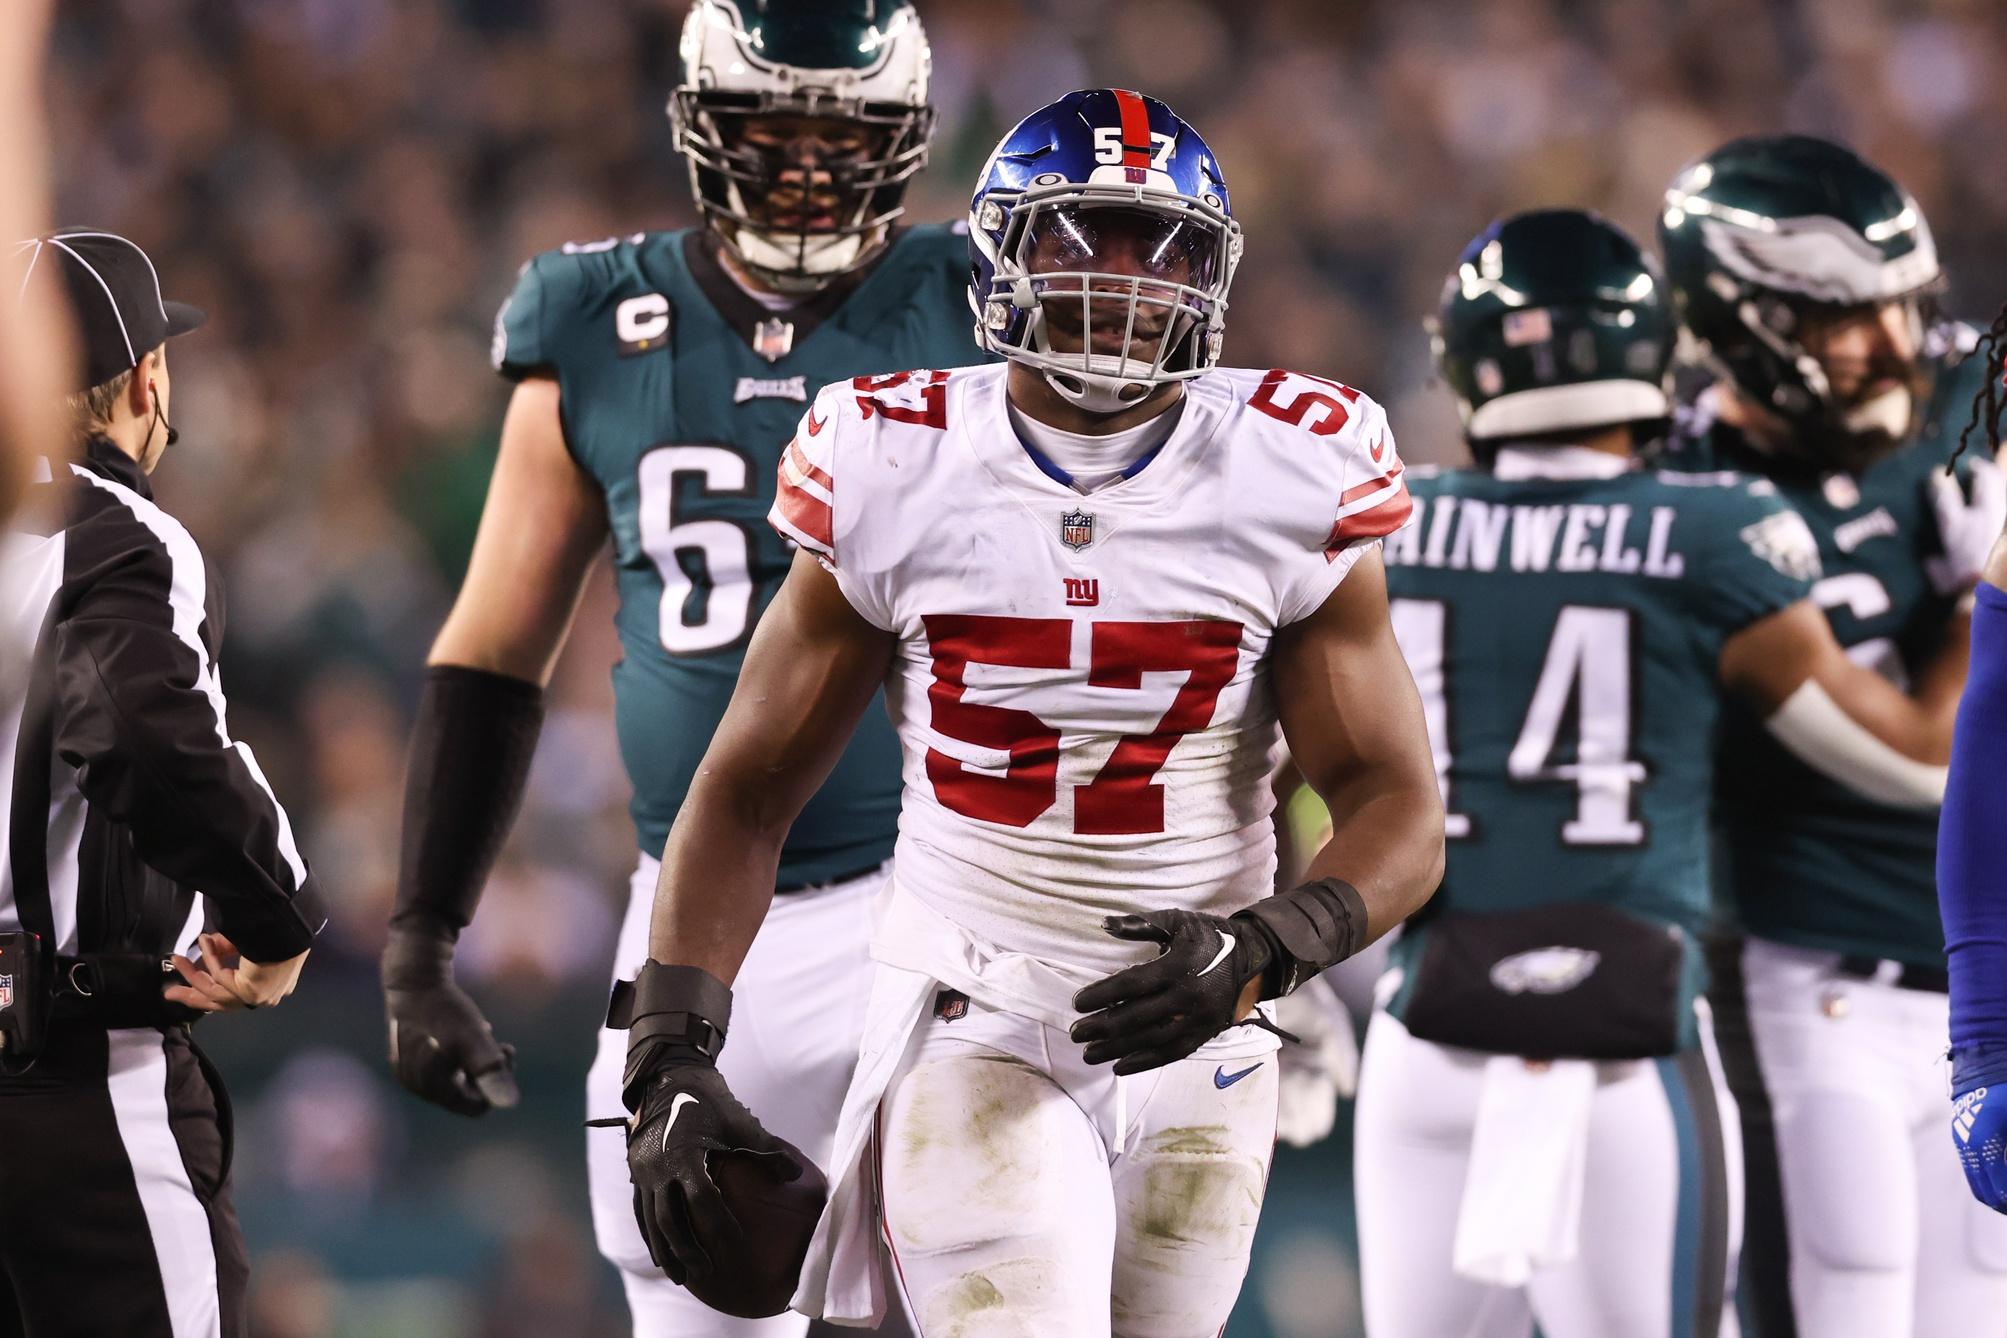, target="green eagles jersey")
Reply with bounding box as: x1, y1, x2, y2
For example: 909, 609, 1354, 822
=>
1381, 456, 1816, 998
1664, 330, 1988, 965
492, 224, 981, 877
